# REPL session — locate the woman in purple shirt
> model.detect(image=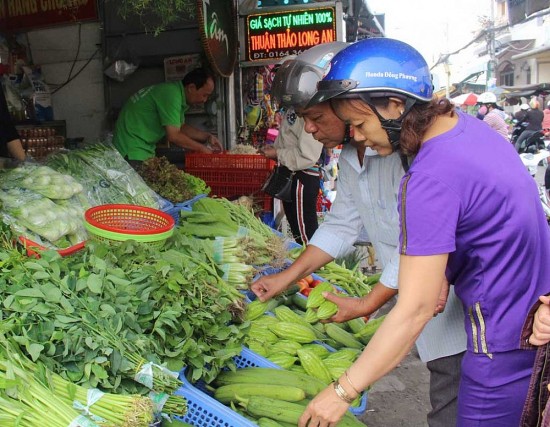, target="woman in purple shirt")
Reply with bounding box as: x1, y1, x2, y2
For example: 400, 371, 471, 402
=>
297, 38, 550, 427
